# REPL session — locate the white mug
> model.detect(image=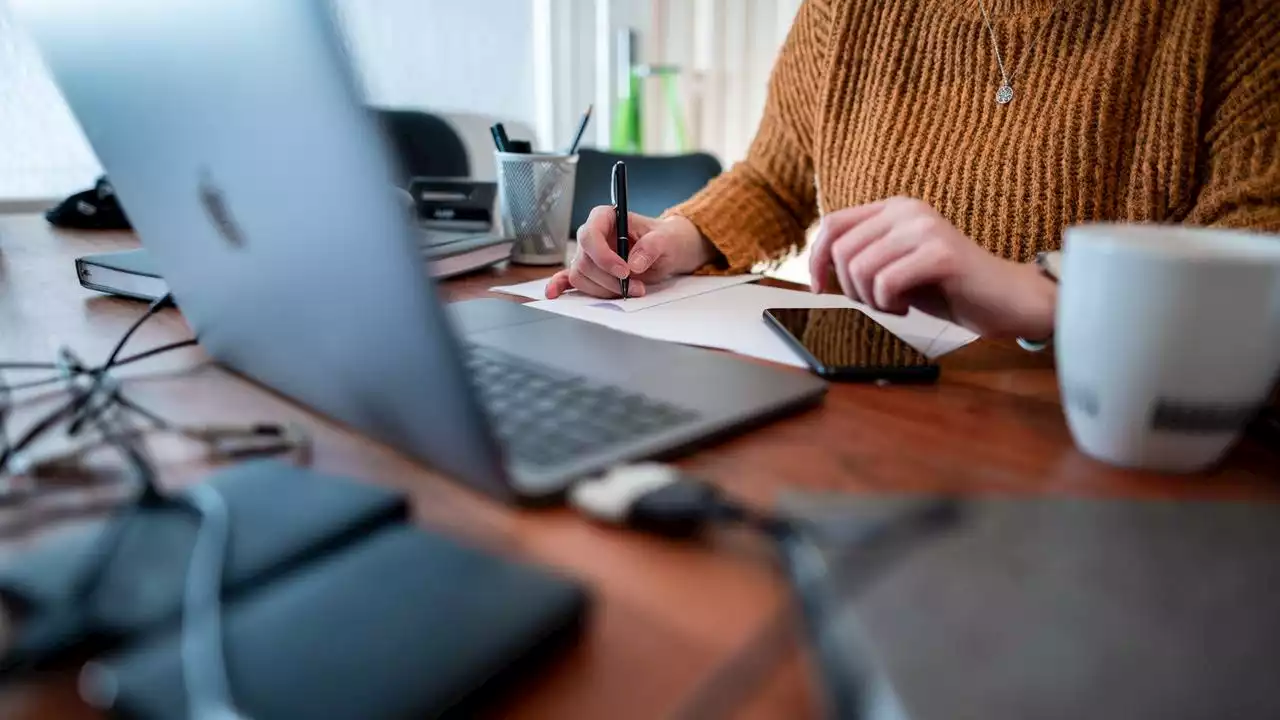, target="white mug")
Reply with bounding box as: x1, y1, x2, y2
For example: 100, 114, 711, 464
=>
1056, 224, 1280, 472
